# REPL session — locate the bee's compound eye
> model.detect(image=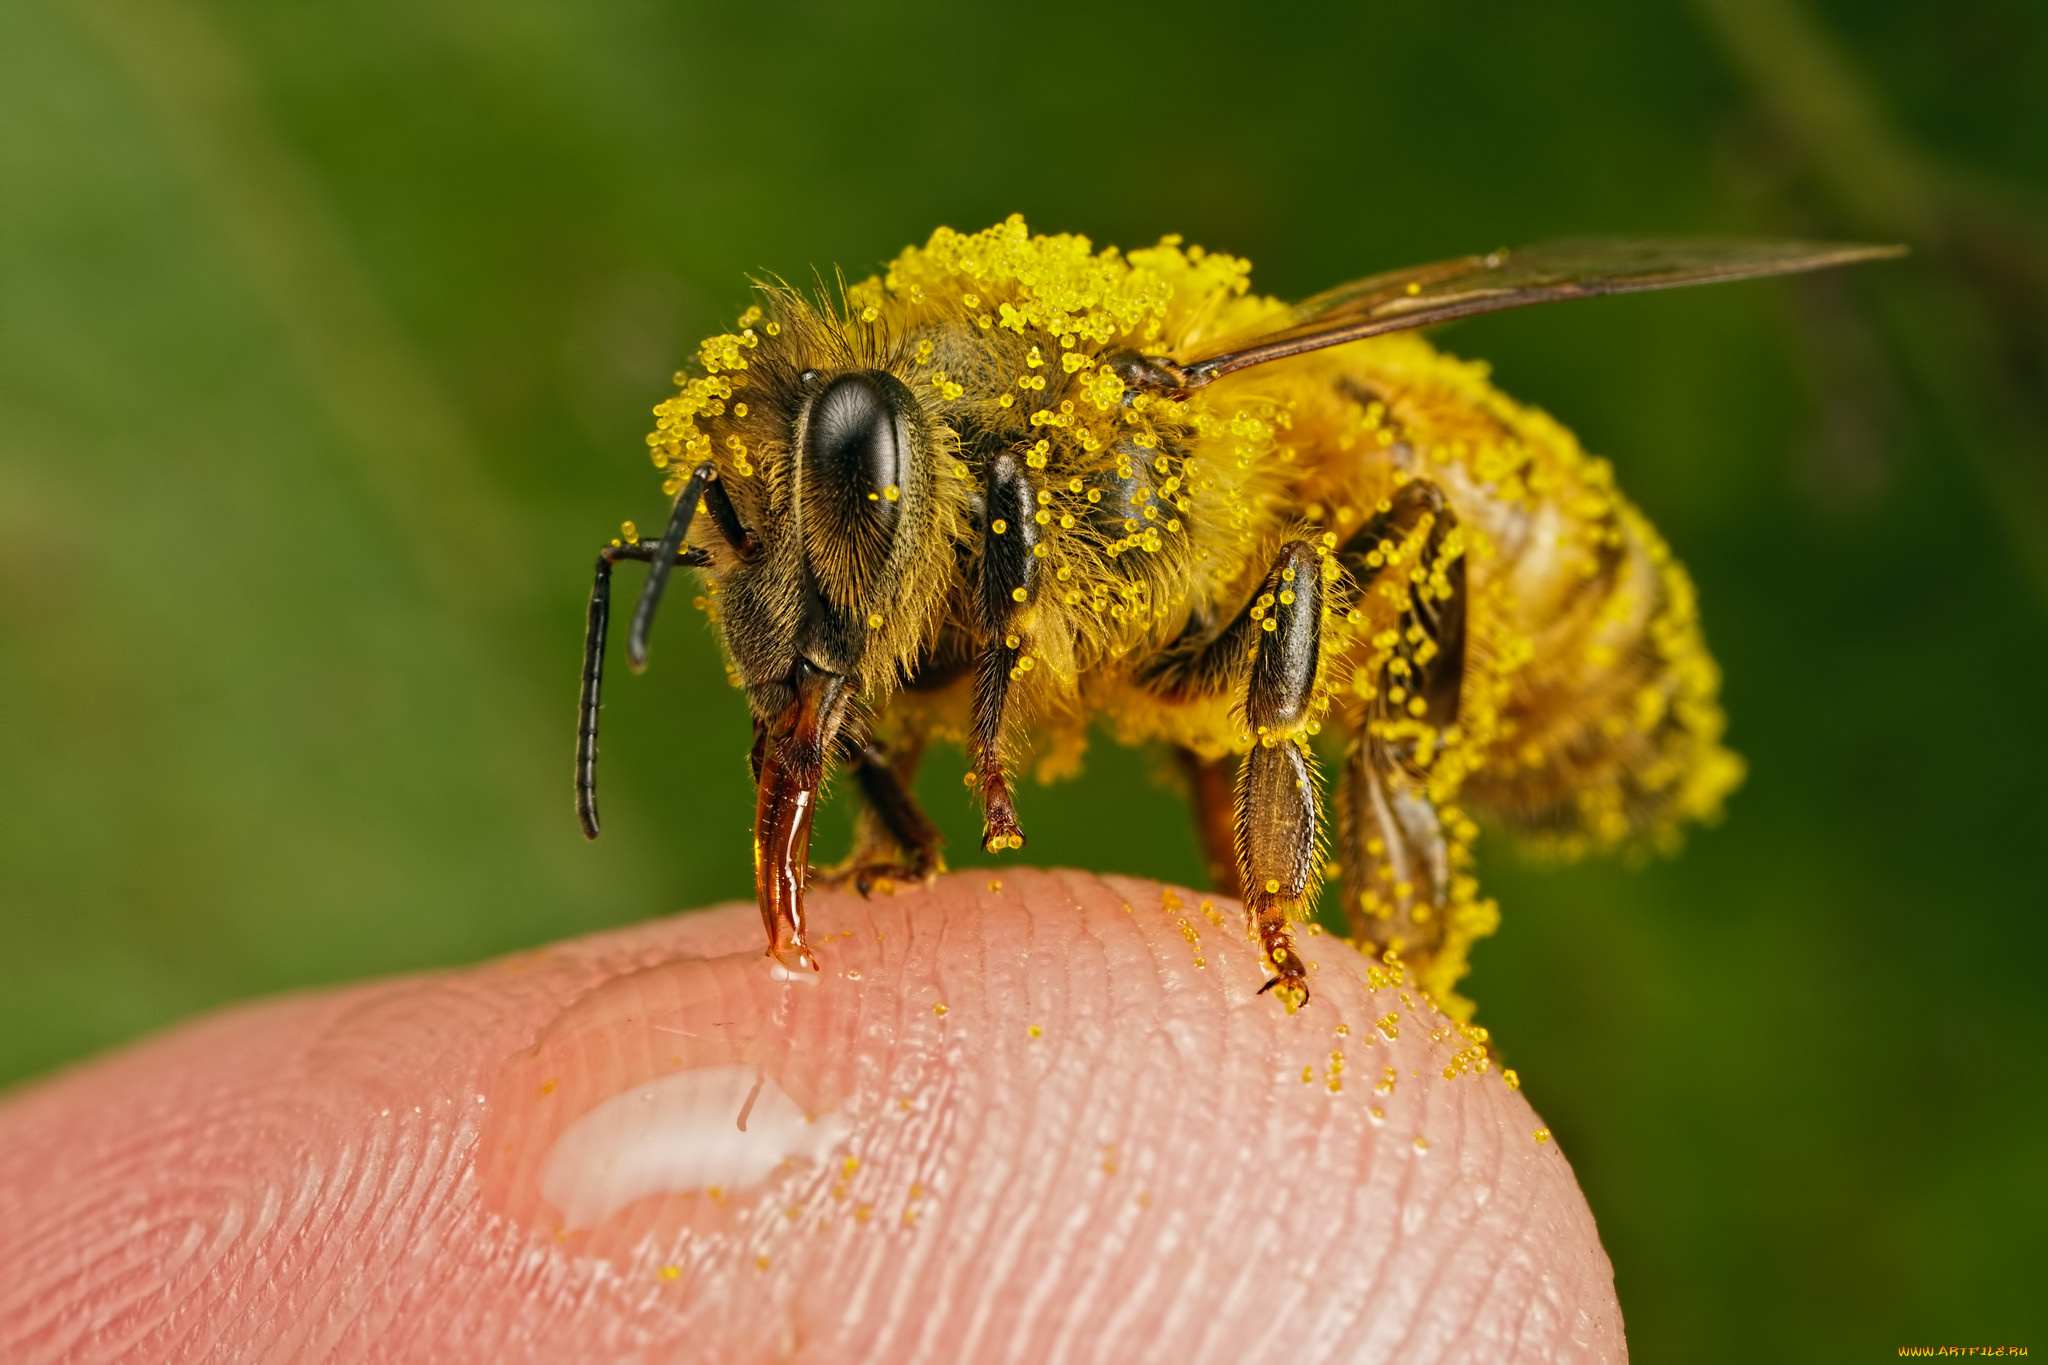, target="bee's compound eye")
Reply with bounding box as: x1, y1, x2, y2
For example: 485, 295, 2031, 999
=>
806, 372, 912, 532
